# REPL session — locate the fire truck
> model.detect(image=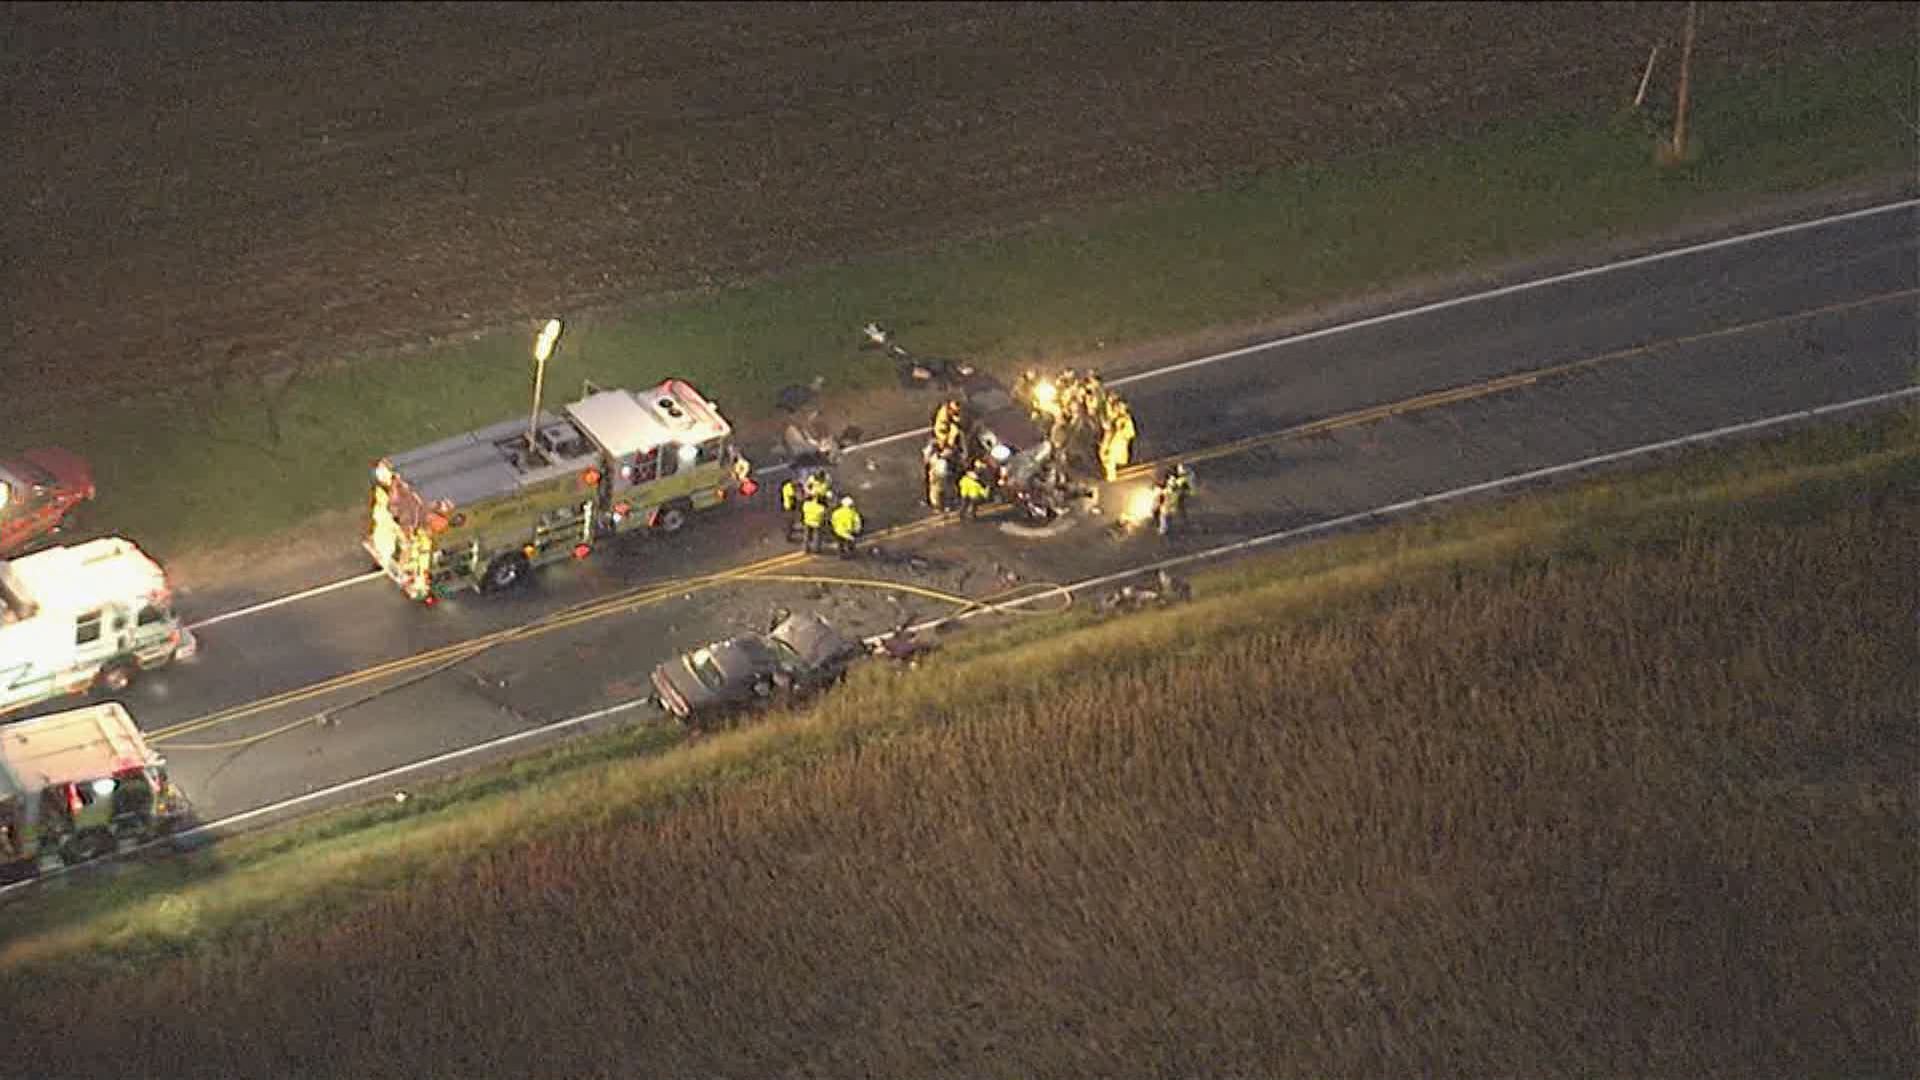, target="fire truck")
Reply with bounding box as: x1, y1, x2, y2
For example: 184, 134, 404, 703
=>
0, 538, 198, 718
0, 702, 189, 874
367, 379, 755, 602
